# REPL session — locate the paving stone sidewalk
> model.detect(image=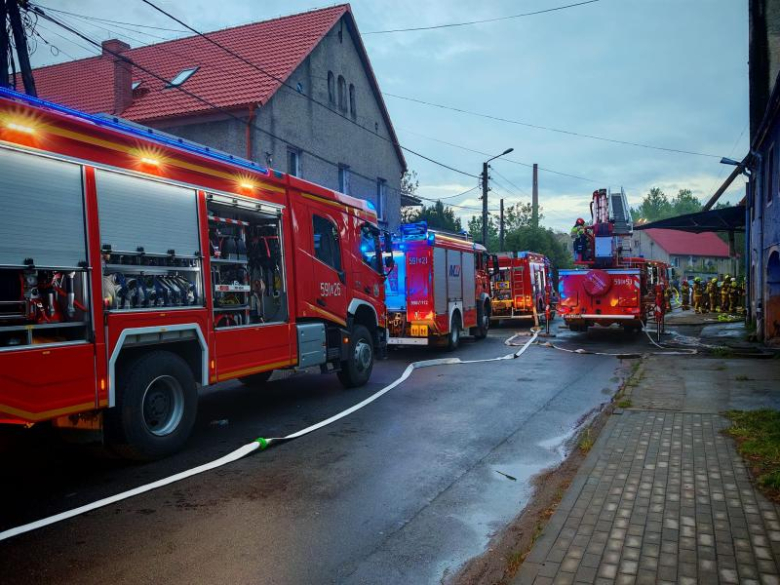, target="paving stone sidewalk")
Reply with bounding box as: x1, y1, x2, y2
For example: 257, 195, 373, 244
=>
514, 355, 780, 585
